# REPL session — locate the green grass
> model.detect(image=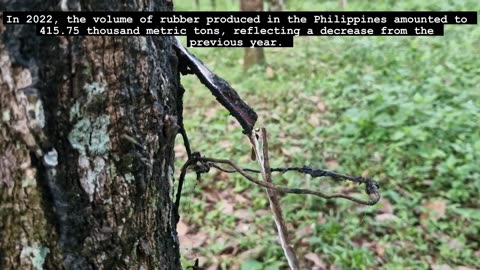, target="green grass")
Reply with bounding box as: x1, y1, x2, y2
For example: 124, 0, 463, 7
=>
174, 1, 480, 269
